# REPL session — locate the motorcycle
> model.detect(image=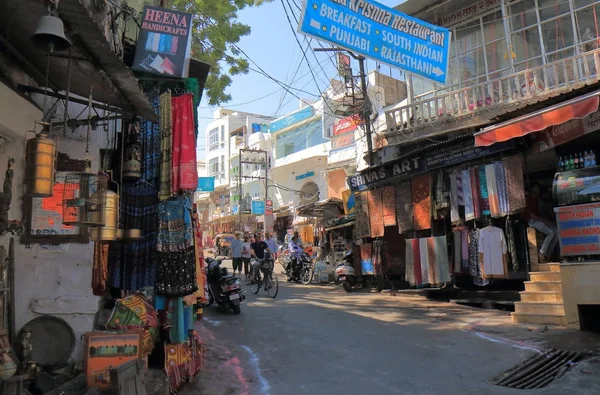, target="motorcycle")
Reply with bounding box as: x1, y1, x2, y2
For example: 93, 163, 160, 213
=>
205, 257, 245, 314
334, 251, 358, 293
285, 251, 314, 284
